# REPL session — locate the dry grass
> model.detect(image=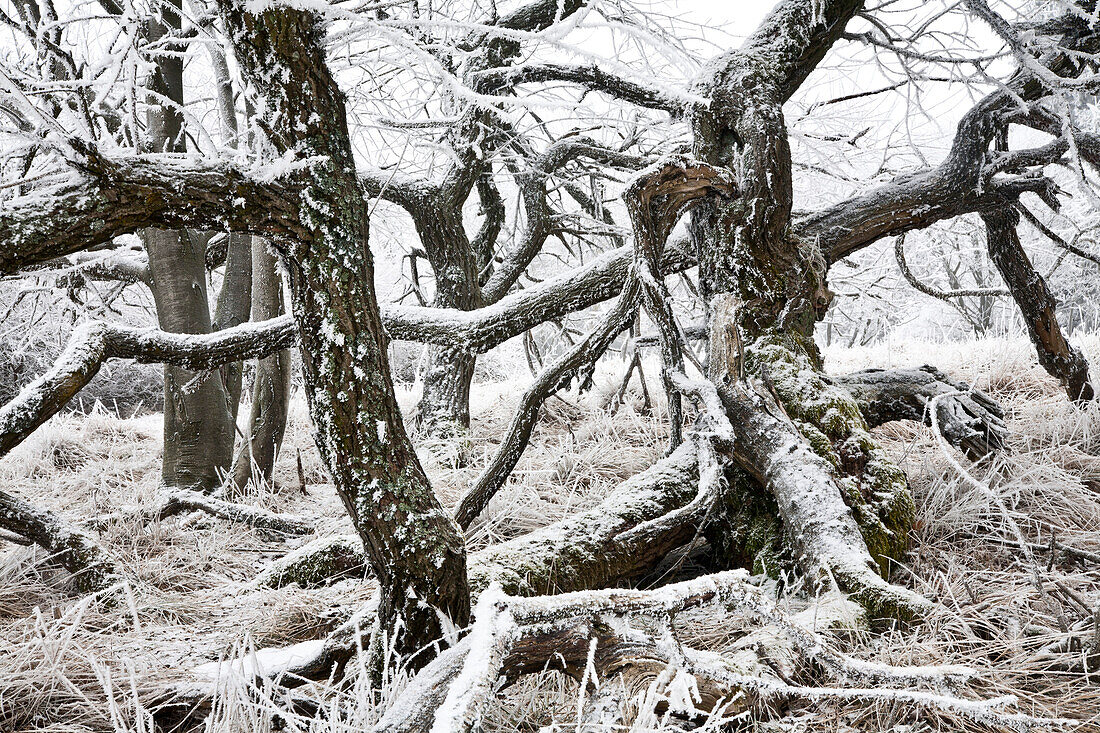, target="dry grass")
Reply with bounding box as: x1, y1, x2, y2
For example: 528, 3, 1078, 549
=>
1, 336, 1099, 731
